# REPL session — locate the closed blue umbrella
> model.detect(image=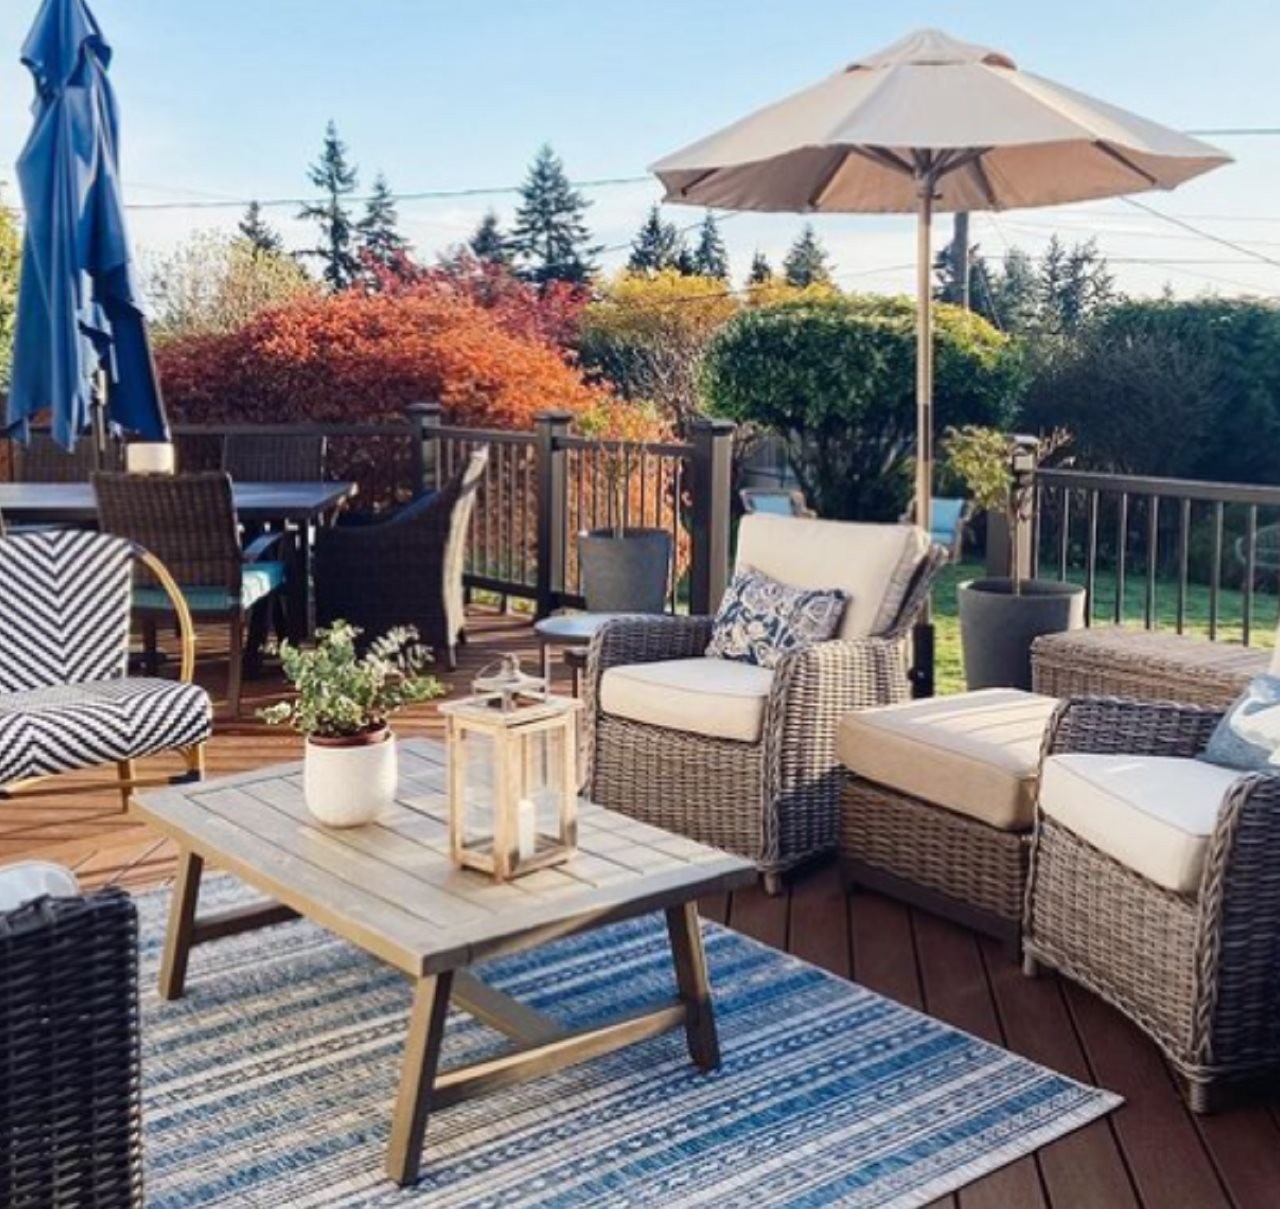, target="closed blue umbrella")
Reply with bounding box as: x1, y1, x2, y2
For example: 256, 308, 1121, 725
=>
7, 0, 168, 452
